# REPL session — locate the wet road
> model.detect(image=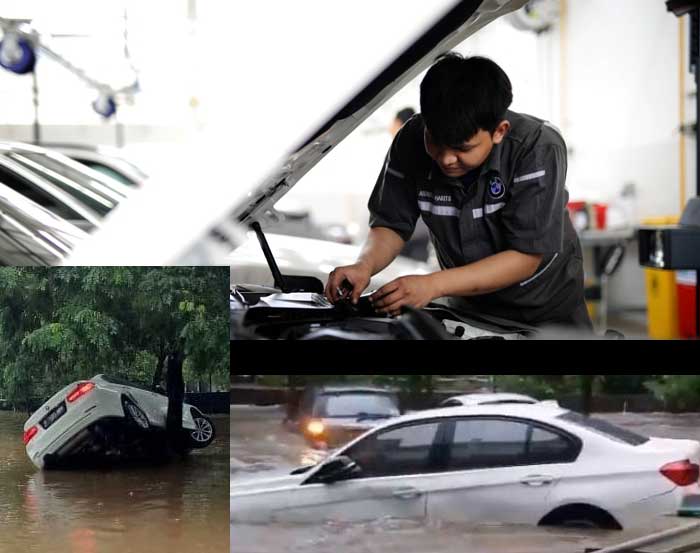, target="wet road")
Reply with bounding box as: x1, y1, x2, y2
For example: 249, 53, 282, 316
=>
1, 411, 229, 553
231, 405, 700, 553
